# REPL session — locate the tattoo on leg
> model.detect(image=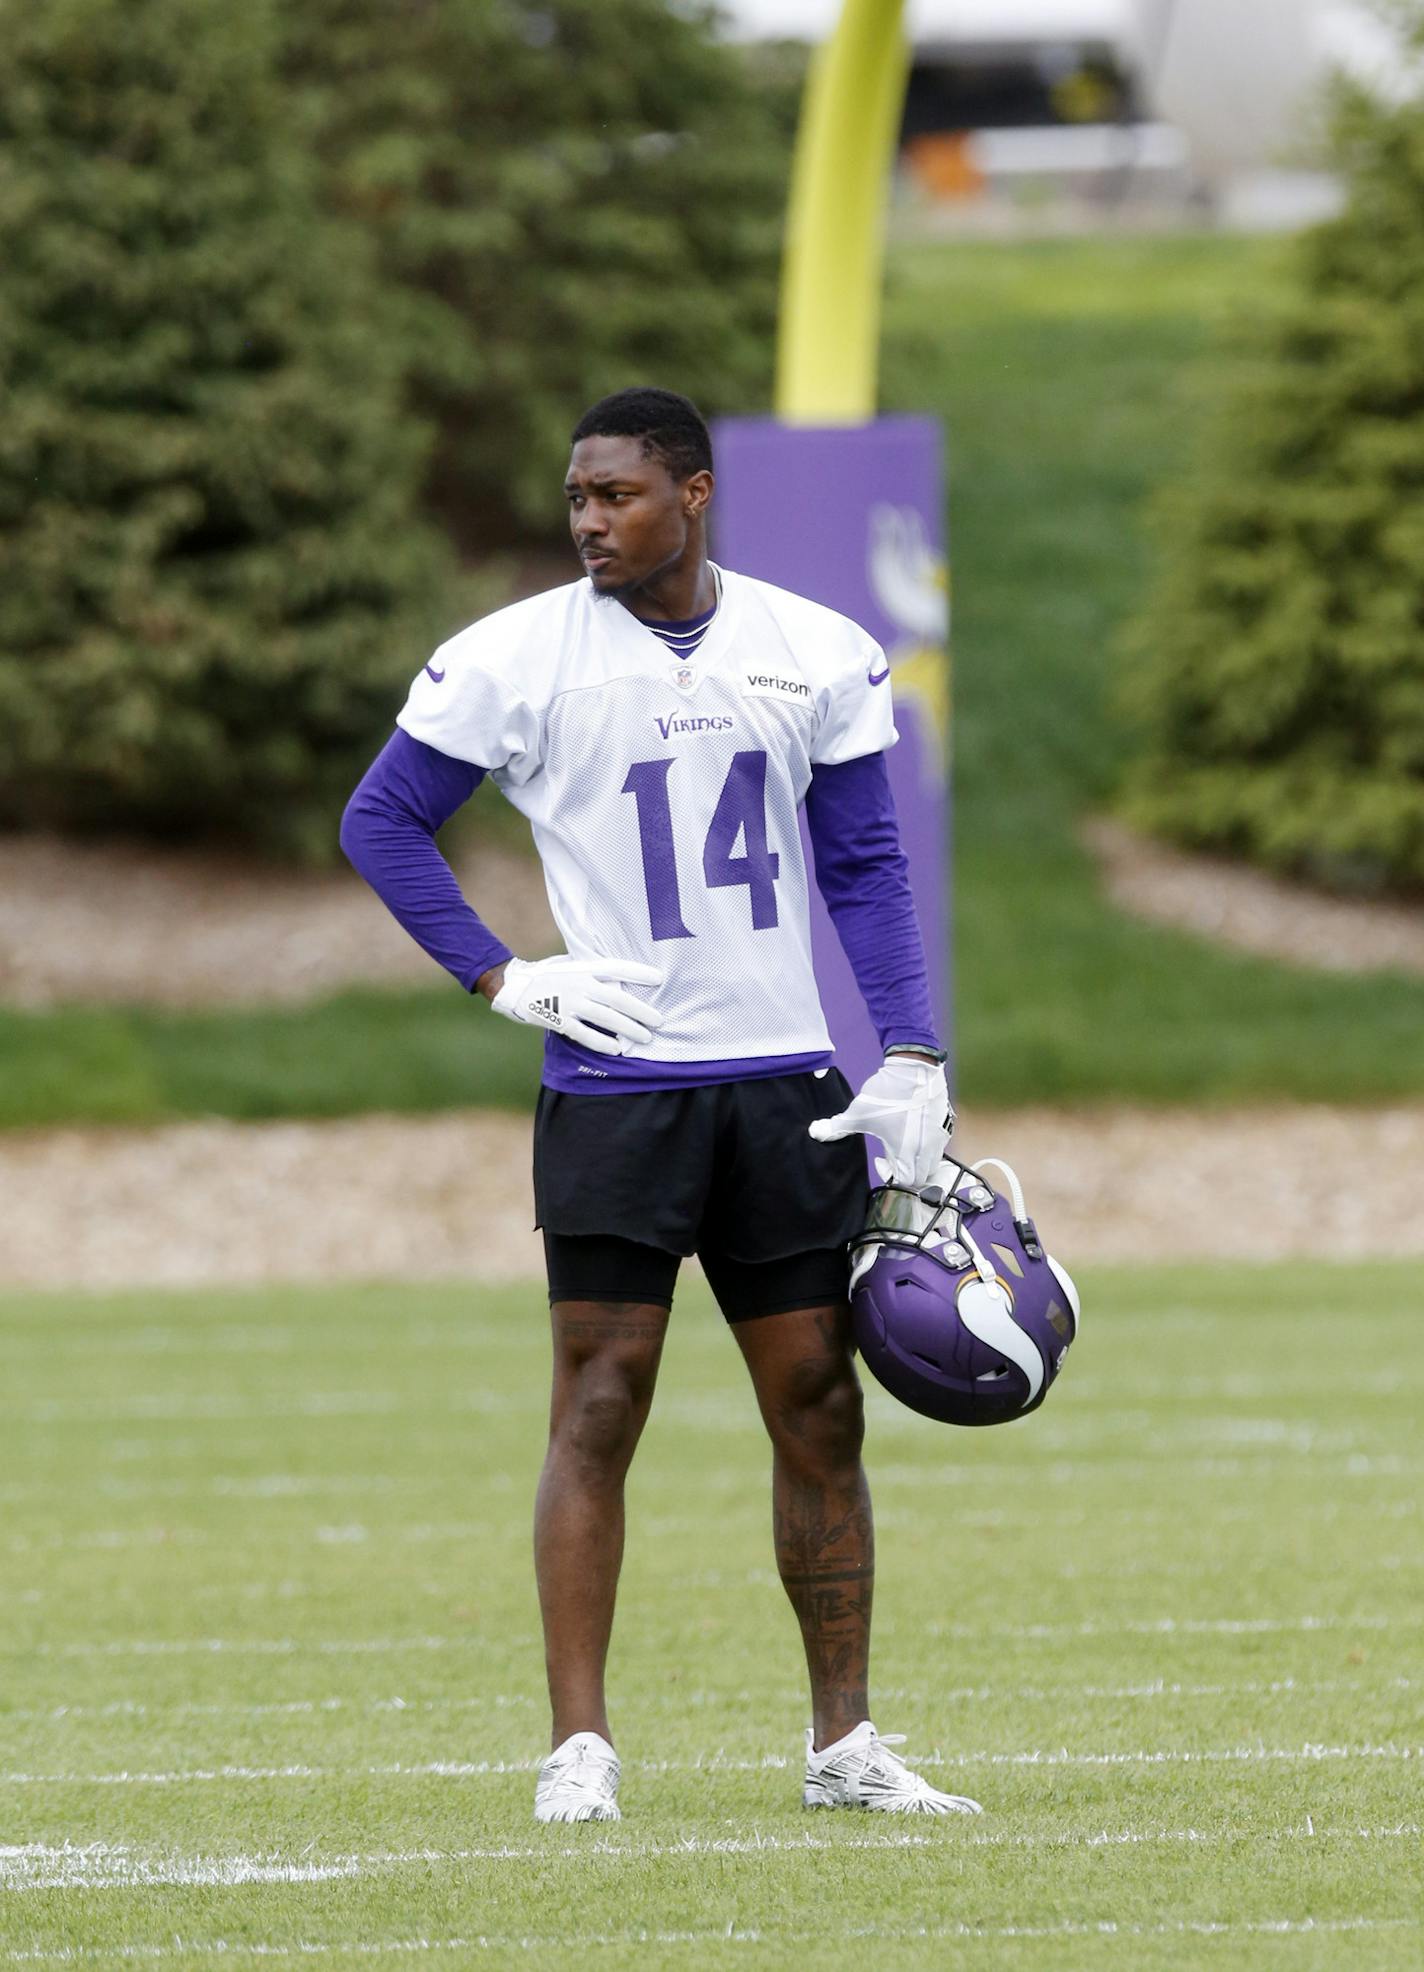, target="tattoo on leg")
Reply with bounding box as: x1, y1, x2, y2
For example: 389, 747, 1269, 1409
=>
736, 1307, 874, 1746
777, 1565, 875, 1588
773, 1459, 875, 1743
